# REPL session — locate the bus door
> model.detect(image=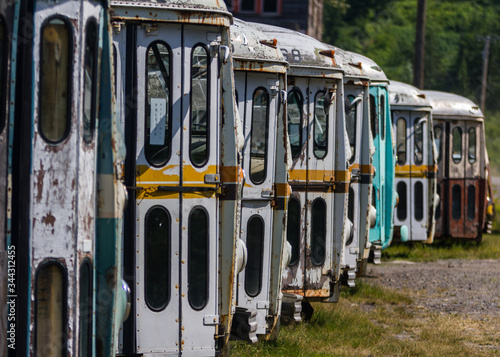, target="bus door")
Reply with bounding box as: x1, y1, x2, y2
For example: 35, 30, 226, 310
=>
283, 82, 307, 295
447, 121, 466, 237
464, 122, 482, 237
343, 86, 363, 274
304, 78, 335, 298
410, 112, 430, 240
394, 112, 411, 238
433, 121, 445, 237
133, 23, 220, 354
235, 72, 279, 334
